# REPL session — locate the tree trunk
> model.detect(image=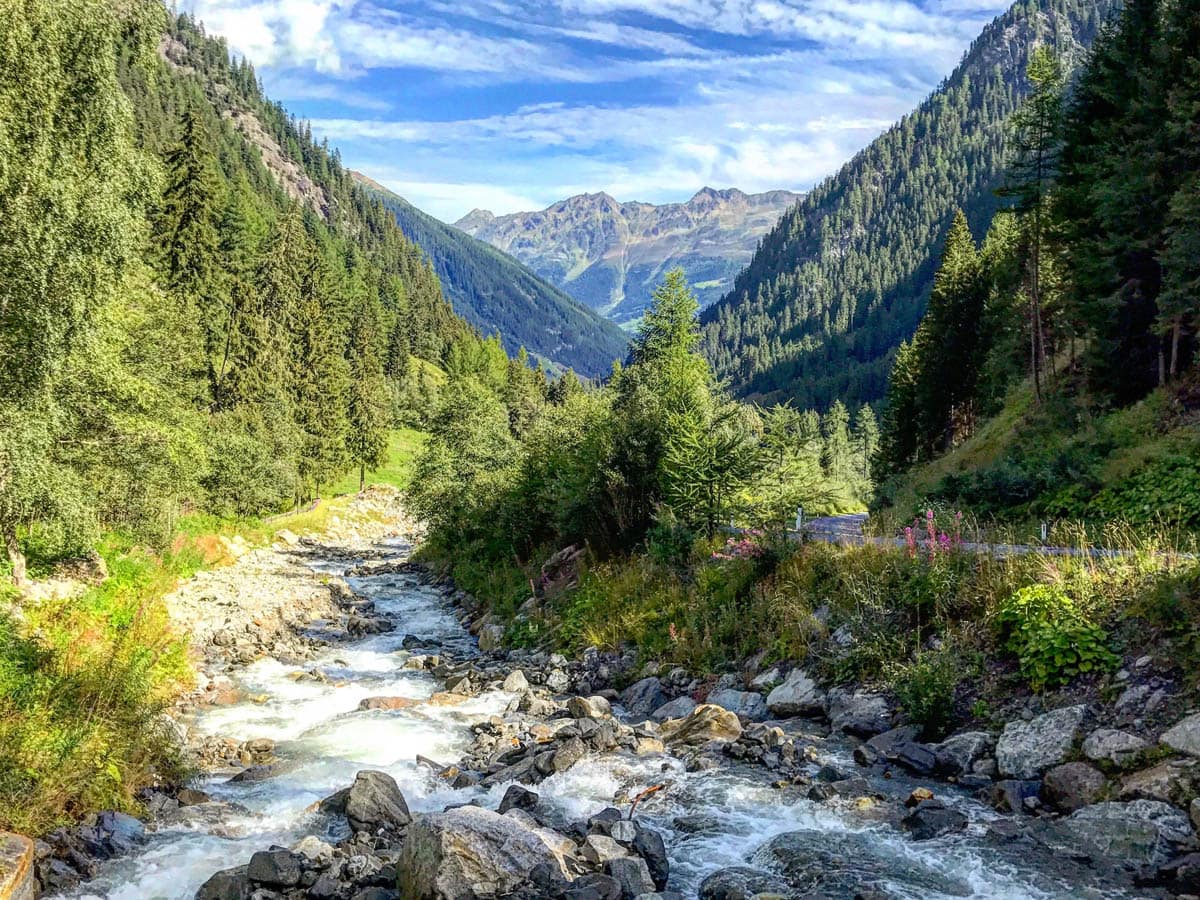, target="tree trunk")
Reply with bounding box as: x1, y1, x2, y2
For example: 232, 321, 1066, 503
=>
5, 524, 26, 588
359, 463, 365, 493
1169, 315, 1182, 379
